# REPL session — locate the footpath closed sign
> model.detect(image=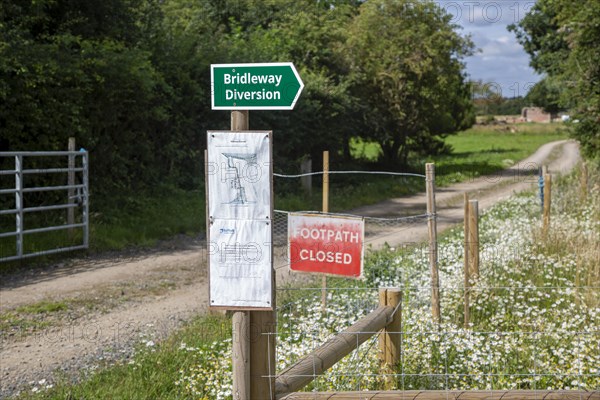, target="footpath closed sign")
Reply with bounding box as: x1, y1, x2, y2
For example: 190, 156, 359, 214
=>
211, 62, 304, 110
288, 214, 364, 278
